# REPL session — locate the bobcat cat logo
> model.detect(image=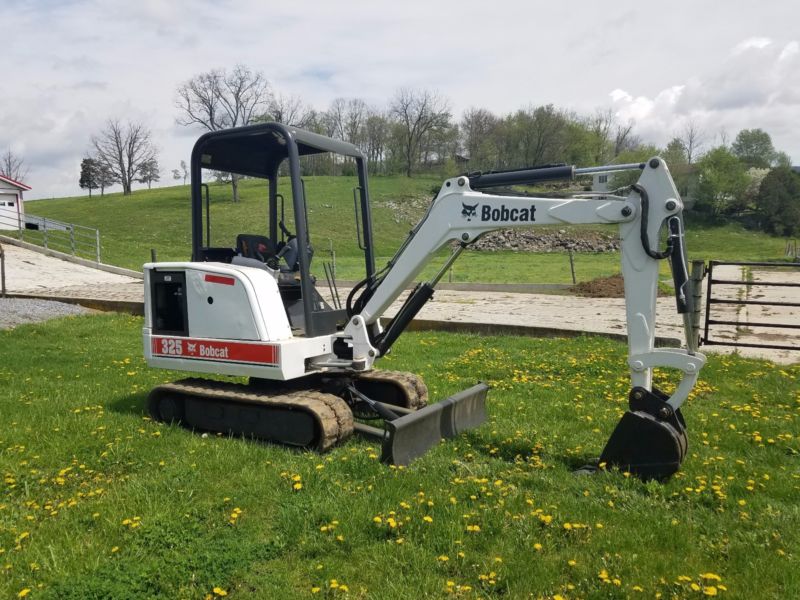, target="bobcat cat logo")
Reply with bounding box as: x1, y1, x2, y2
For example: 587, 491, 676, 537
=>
461, 202, 478, 221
